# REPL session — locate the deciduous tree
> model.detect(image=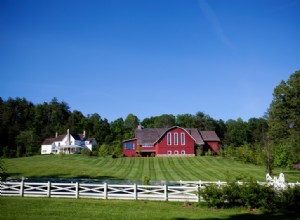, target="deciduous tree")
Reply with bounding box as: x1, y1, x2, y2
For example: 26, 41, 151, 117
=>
268, 70, 300, 162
